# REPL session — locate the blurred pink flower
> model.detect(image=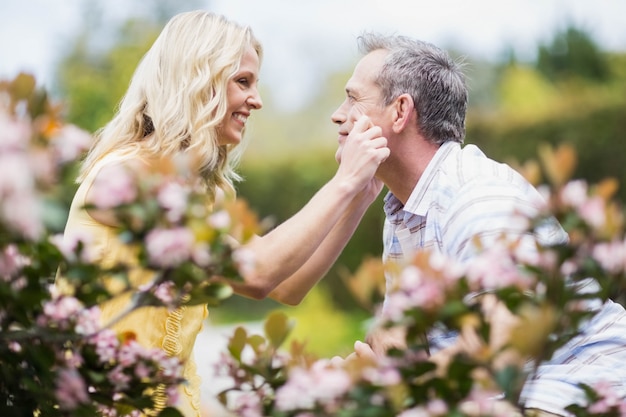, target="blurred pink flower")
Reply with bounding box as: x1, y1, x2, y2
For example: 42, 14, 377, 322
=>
90, 328, 120, 363
383, 265, 447, 320
52, 124, 92, 163
578, 196, 606, 229
90, 164, 137, 209
49, 230, 96, 263
588, 380, 625, 414
232, 247, 256, 278
74, 306, 101, 335
0, 154, 33, 196
275, 359, 351, 411
233, 391, 263, 417
0, 111, 31, 150
108, 364, 131, 390
0, 244, 27, 278
39, 296, 83, 329
466, 244, 534, 292
152, 281, 176, 306
592, 238, 626, 274
145, 227, 195, 267
2, 192, 43, 240
55, 368, 89, 410
209, 210, 231, 229
397, 407, 429, 417
157, 181, 189, 223
559, 179, 588, 207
